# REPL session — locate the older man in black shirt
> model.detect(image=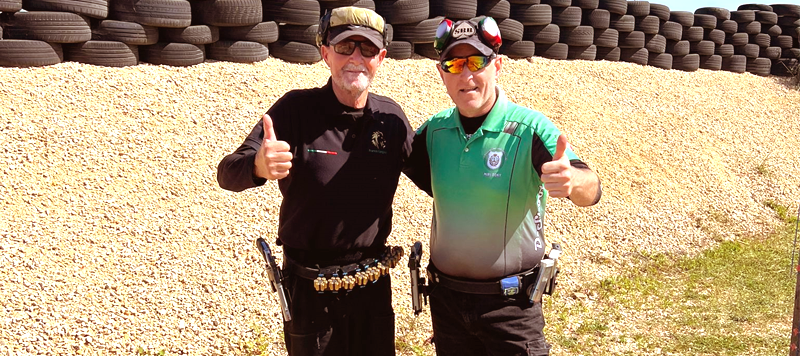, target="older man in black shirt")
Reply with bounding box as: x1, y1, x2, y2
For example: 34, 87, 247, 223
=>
217, 6, 413, 356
